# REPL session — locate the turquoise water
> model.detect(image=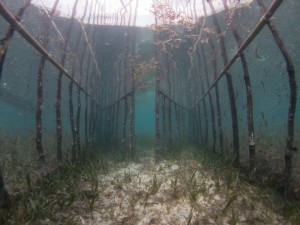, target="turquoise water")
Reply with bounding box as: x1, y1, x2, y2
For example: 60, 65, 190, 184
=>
135, 91, 155, 136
